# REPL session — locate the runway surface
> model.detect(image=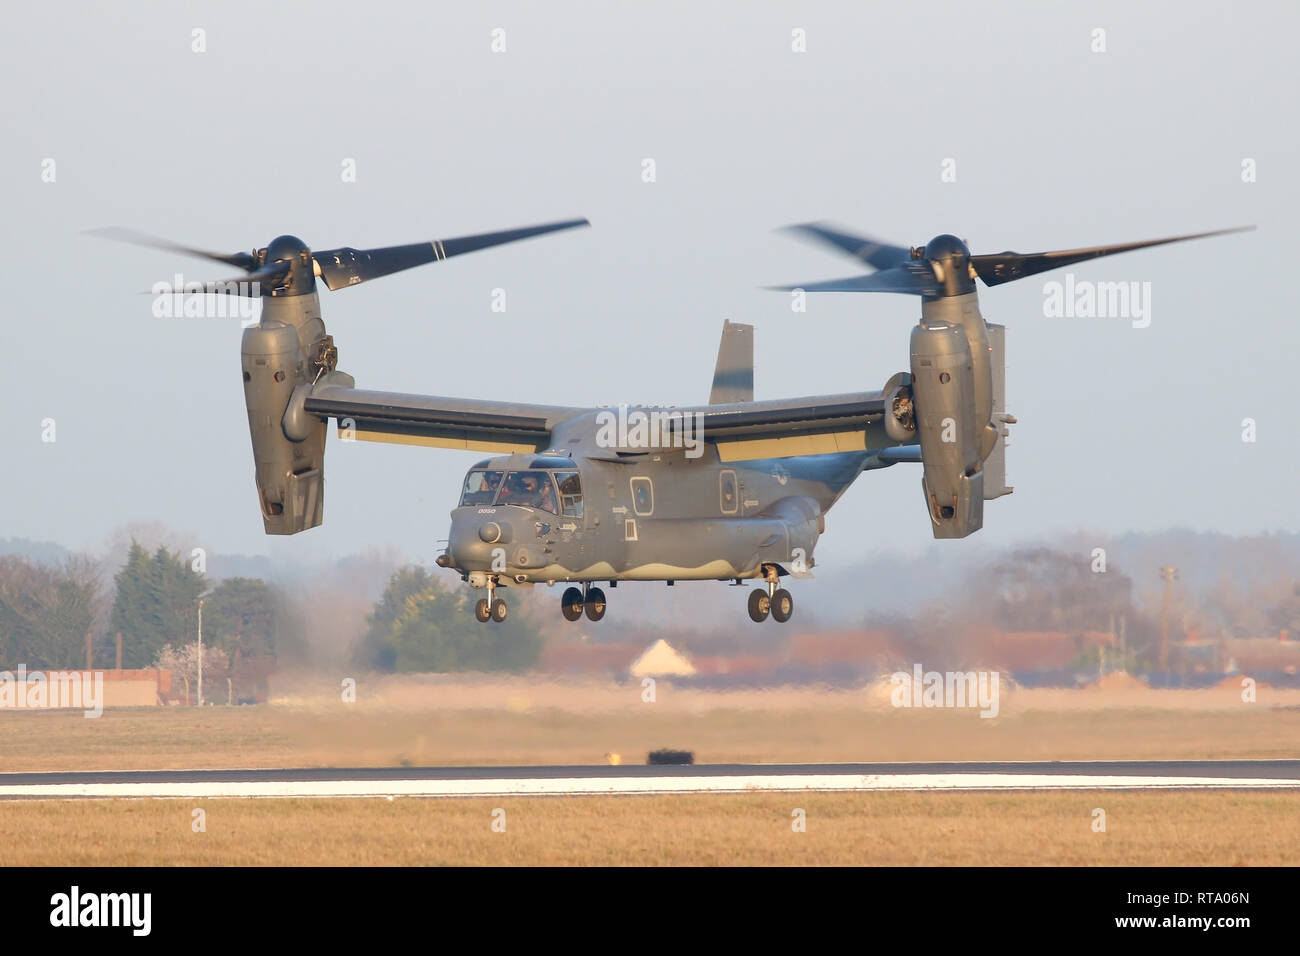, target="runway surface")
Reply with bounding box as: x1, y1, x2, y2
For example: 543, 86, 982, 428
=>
2, 760, 1299, 799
